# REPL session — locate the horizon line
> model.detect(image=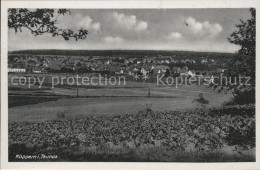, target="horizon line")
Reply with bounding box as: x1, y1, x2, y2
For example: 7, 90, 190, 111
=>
8, 49, 236, 54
